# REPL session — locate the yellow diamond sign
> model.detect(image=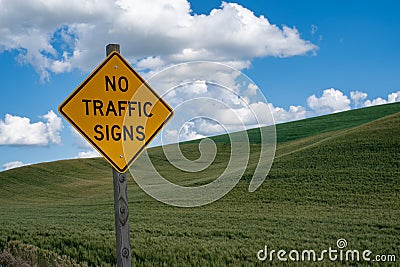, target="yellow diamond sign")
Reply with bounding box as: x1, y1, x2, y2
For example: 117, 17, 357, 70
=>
59, 51, 173, 173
